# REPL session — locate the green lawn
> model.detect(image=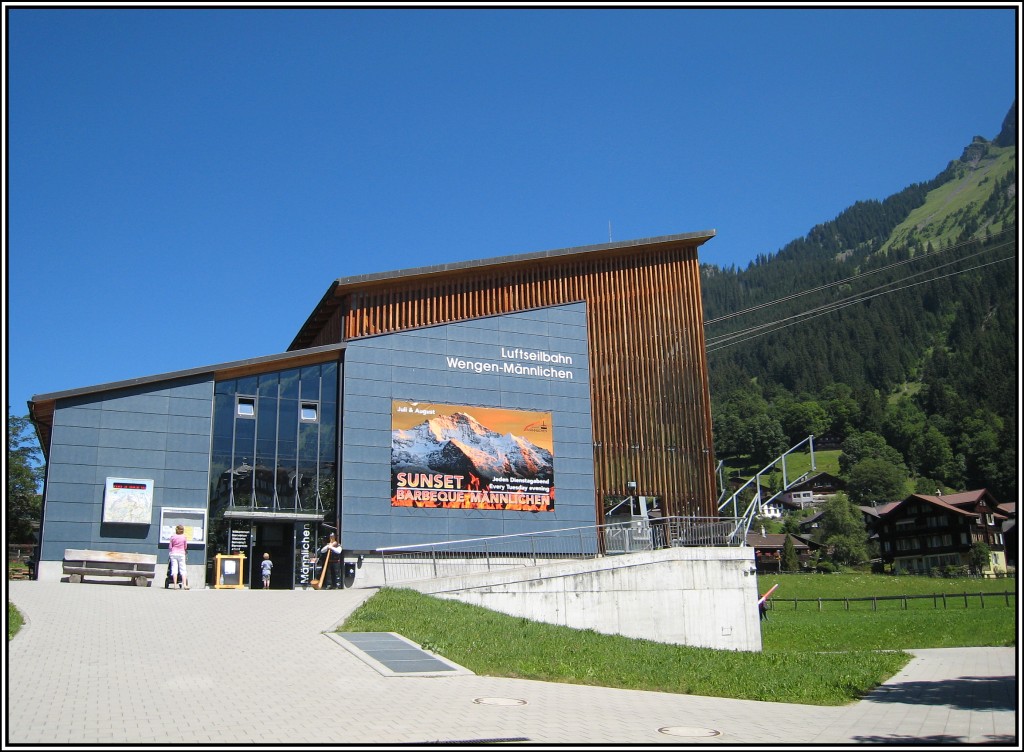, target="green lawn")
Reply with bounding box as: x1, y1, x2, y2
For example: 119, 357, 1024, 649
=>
756, 573, 1016, 651
341, 573, 1015, 706
340, 587, 912, 706
762, 605, 1015, 652
721, 449, 841, 486
8, 602, 23, 641
759, 572, 1015, 599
